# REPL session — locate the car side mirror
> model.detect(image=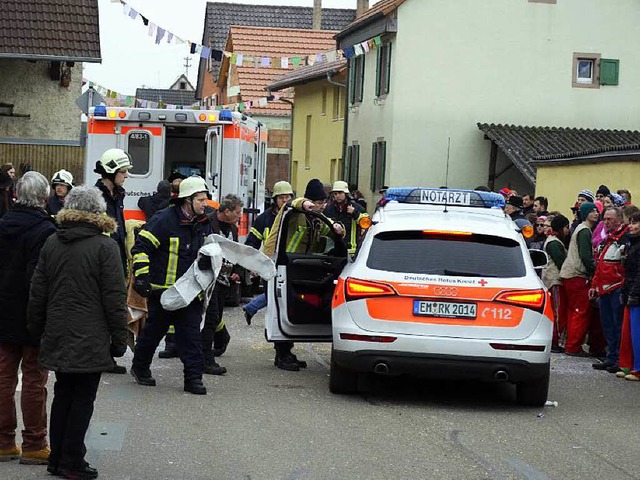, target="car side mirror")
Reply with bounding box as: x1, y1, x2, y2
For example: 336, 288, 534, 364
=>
529, 249, 548, 269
